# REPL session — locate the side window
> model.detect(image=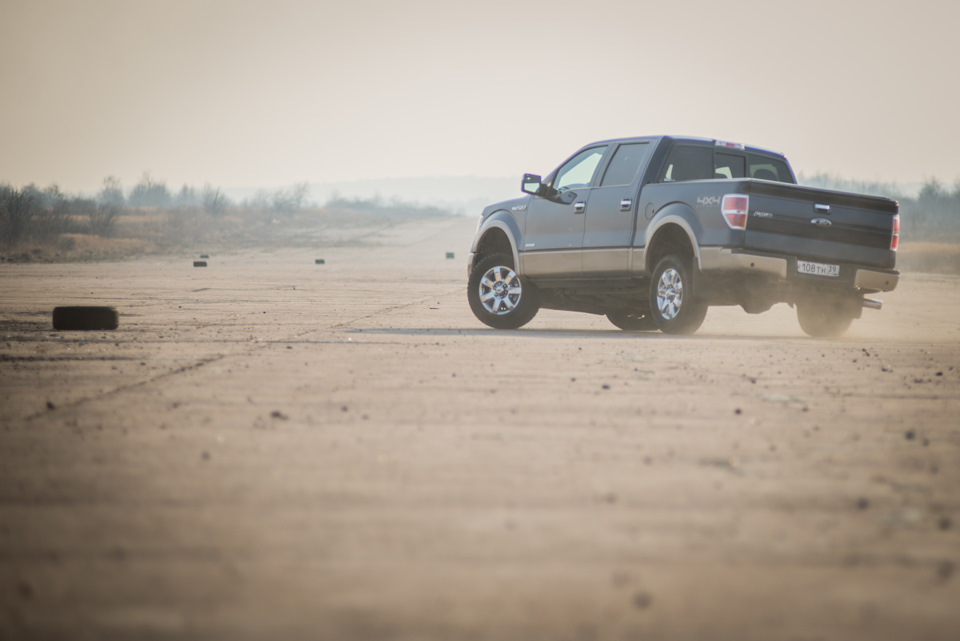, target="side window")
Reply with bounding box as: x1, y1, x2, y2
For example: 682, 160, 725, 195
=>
715, 153, 745, 179
600, 142, 651, 187
659, 145, 713, 182
554, 146, 608, 191
748, 154, 794, 183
